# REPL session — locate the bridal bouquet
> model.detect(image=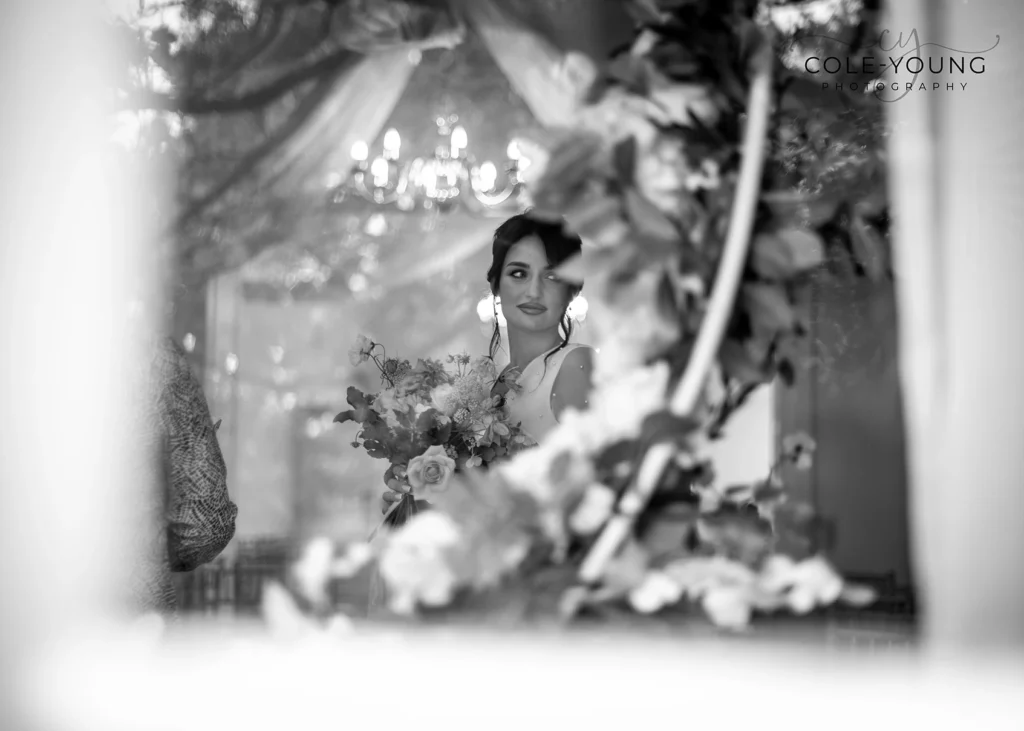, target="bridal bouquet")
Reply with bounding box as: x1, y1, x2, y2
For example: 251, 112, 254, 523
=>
335, 335, 534, 529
